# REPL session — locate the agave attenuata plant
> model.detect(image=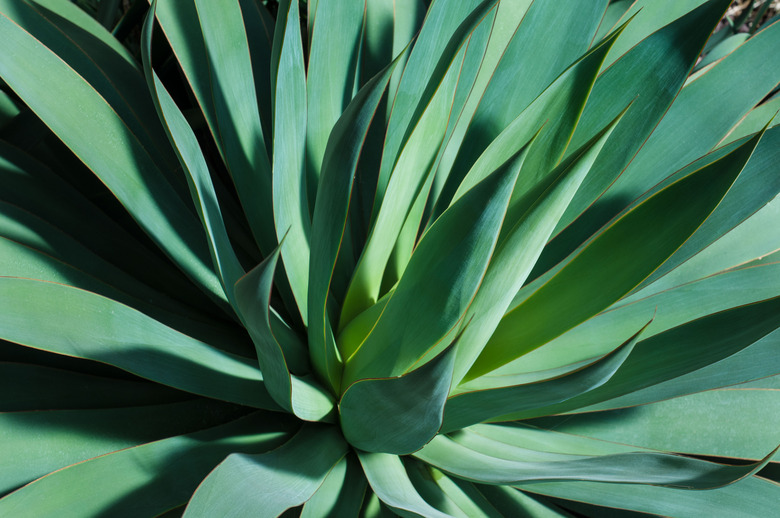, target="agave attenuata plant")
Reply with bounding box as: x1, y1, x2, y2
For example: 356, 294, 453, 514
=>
0, 0, 779, 516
